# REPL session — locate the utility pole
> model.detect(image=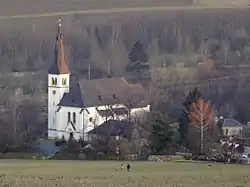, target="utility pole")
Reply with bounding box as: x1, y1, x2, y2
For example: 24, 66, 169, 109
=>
108, 60, 111, 77
88, 64, 91, 80
224, 47, 228, 65
163, 60, 166, 68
